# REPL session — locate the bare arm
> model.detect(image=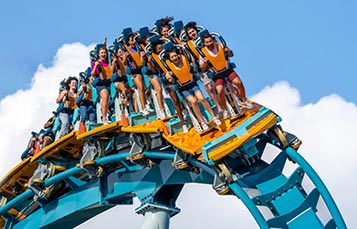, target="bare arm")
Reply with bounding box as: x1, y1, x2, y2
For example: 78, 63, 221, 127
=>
146, 55, 157, 73
77, 82, 86, 95
224, 46, 234, 57
56, 90, 68, 104
90, 61, 100, 77
199, 55, 209, 72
